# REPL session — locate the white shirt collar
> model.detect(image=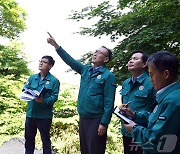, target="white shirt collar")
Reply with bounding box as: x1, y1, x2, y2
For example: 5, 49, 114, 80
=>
156, 82, 176, 97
